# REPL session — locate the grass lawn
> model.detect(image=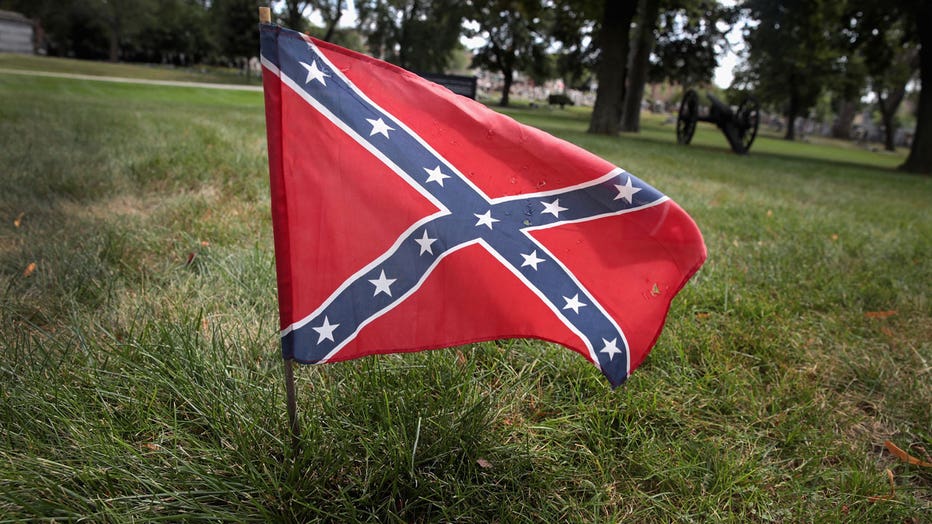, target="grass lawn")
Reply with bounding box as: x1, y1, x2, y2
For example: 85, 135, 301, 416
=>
1, 65, 930, 521
0, 53, 261, 85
